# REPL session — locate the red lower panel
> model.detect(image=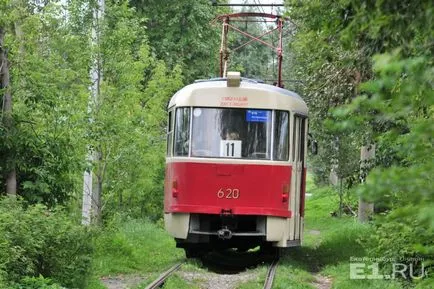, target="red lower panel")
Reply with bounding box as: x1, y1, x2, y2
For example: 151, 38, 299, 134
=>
164, 162, 292, 218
